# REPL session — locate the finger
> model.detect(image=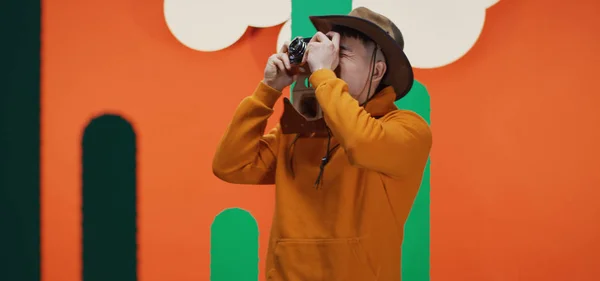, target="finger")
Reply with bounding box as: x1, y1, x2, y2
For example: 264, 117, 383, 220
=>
277, 53, 291, 70
327, 31, 340, 50
268, 54, 283, 68
280, 41, 290, 53
268, 54, 279, 66
271, 56, 285, 71
301, 44, 313, 64
313, 31, 329, 42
